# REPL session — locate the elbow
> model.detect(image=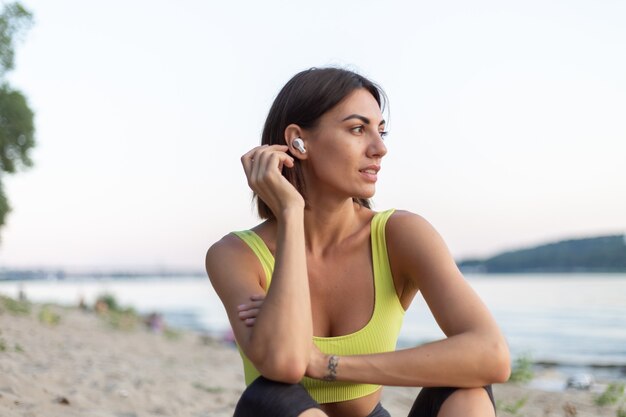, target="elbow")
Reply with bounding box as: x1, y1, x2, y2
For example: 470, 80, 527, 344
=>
485, 337, 511, 384
252, 352, 307, 384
